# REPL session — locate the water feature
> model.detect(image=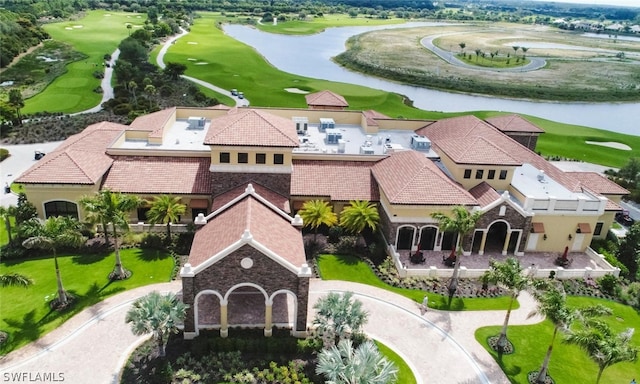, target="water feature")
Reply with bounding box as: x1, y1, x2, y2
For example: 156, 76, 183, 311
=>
223, 23, 639, 136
